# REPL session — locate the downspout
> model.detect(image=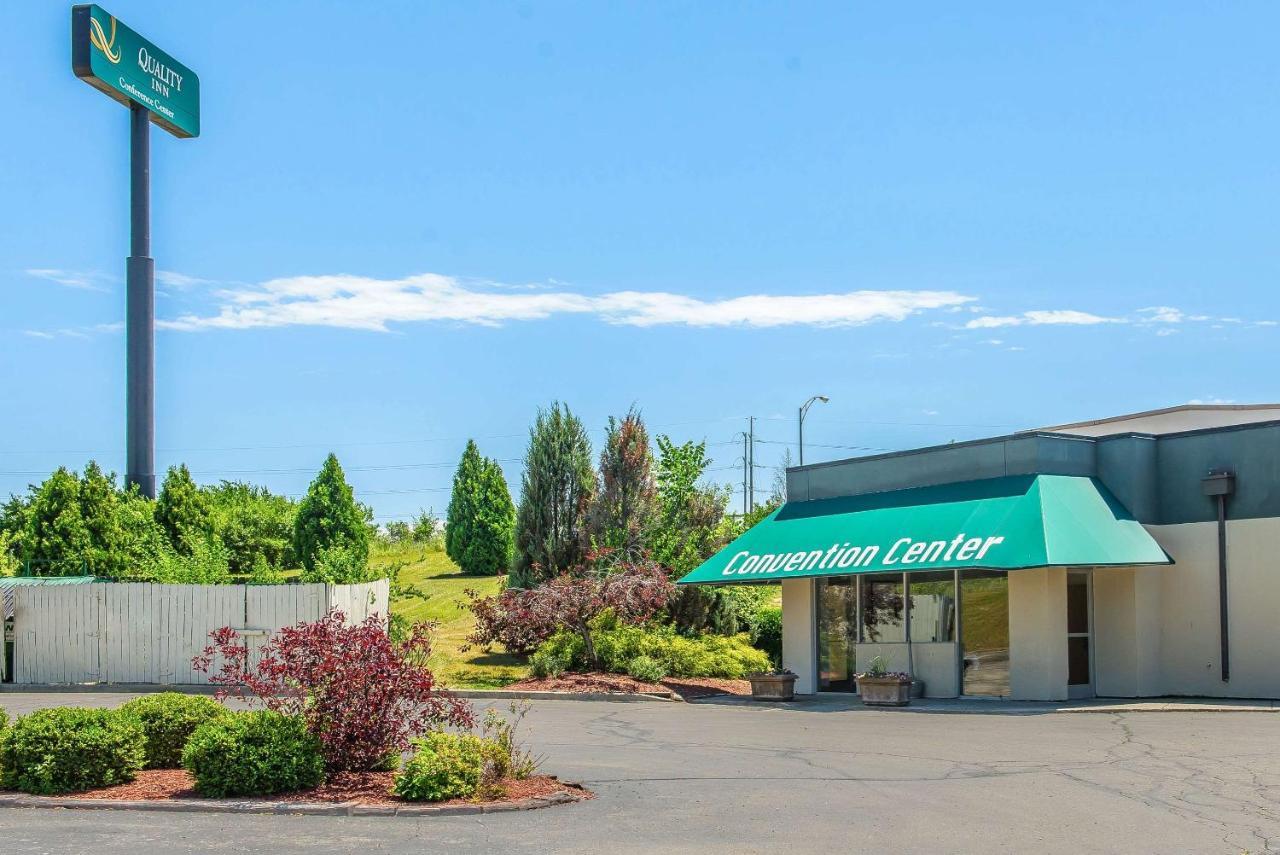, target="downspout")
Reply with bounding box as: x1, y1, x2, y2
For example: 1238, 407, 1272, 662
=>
1201, 470, 1235, 683
903, 571, 914, 688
